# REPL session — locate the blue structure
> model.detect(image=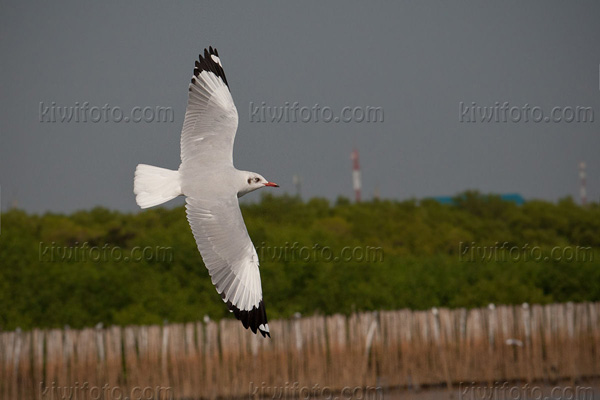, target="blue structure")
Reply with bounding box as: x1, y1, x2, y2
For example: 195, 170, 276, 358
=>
498, 193, 526, 205
431, 196, 454, 205
430, 193, 525, 206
